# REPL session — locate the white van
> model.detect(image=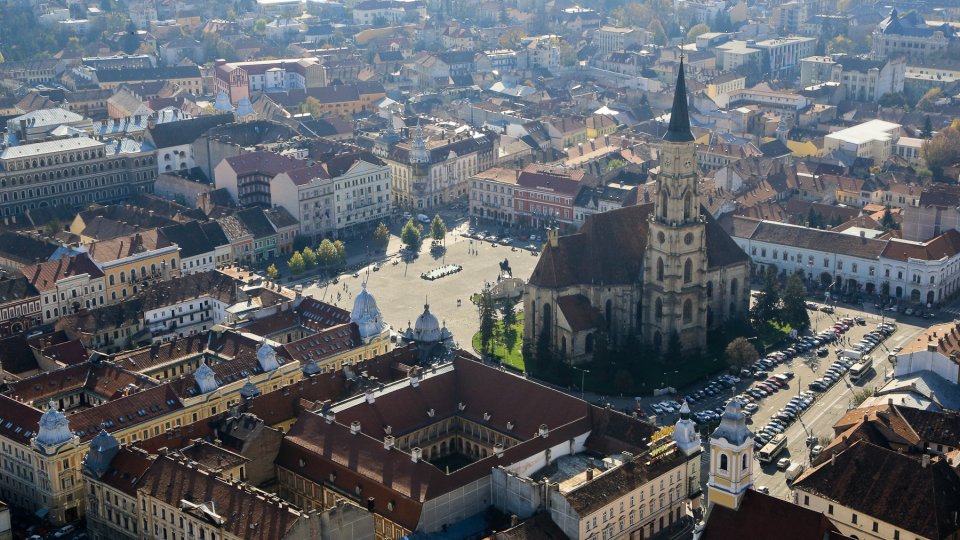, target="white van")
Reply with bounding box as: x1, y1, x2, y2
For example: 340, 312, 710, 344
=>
417, 214, 430, 223
785, 462, 806, 482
